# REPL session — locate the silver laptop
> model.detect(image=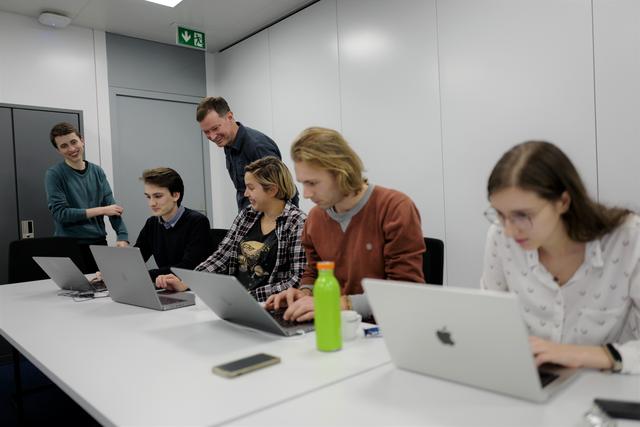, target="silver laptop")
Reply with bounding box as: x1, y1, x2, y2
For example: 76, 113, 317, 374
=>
33, 256, 106, 293
362, 279, 578, 402
173, 268, 314, 337
90, 246, 194, 311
